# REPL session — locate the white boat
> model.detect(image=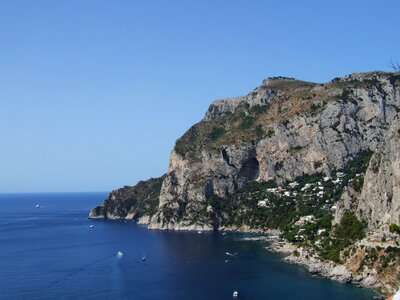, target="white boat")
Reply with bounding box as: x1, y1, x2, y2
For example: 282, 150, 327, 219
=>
116, 251, 123, 257
233, 290, 238, 298
89, 225, 95, 228
35, 204, 40, 208
198, 231, 202, 234
142, 253, 146, 261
